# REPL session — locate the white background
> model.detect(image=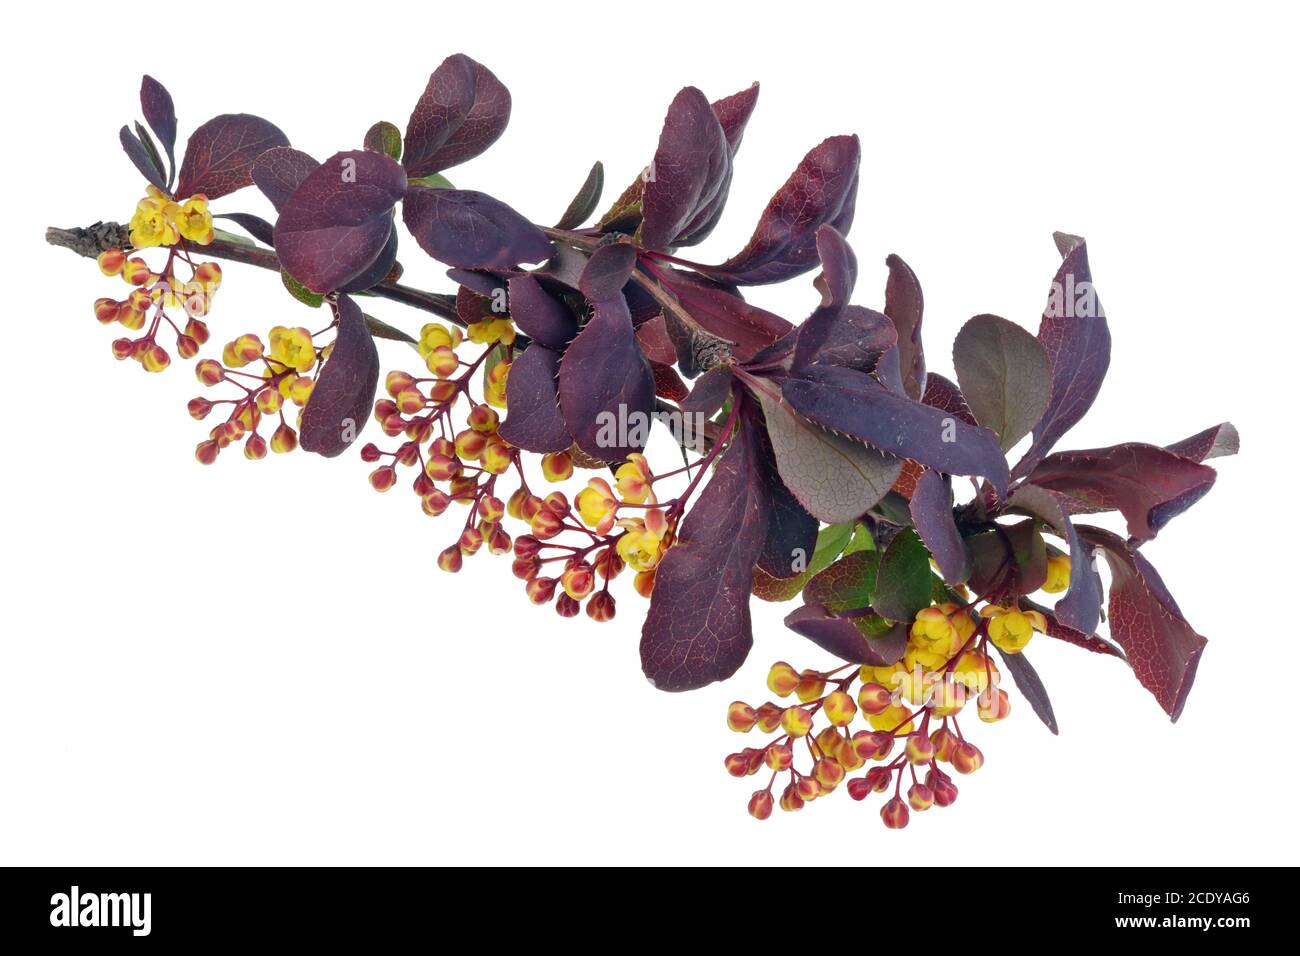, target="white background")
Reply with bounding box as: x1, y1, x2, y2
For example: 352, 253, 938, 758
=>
2, 0, 1296, 865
